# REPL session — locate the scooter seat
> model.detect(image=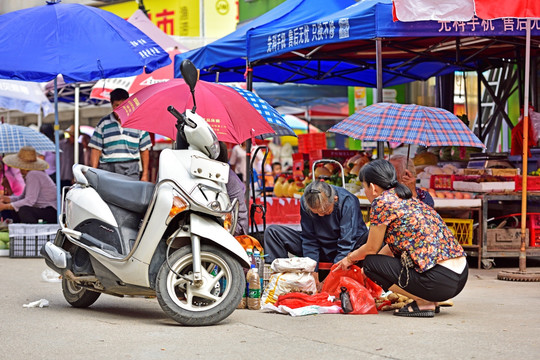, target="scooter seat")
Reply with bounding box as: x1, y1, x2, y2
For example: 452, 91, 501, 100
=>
84, 168, 155, 214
